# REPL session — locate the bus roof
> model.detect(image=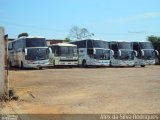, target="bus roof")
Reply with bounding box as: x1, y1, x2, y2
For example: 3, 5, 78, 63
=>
109, 41, 132, 43
49, 43, 77, 47
10, 36, 46, 42
132, 41, 150, 42
18, 36, 45, 39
